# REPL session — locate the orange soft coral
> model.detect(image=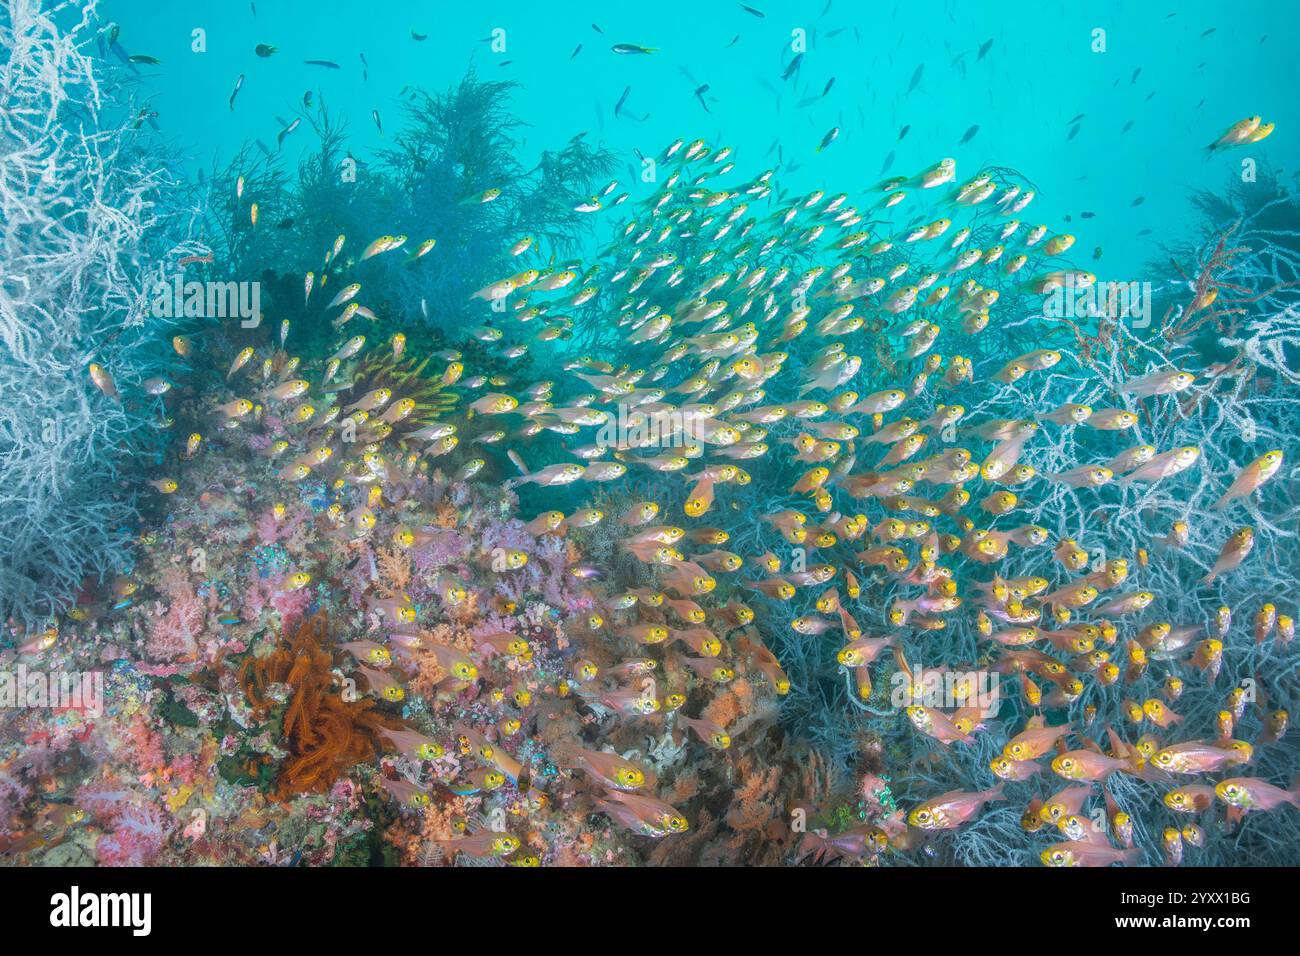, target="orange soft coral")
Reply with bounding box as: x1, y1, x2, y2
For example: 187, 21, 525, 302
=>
375, 545, 413, 592
239, 614, 403, 799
